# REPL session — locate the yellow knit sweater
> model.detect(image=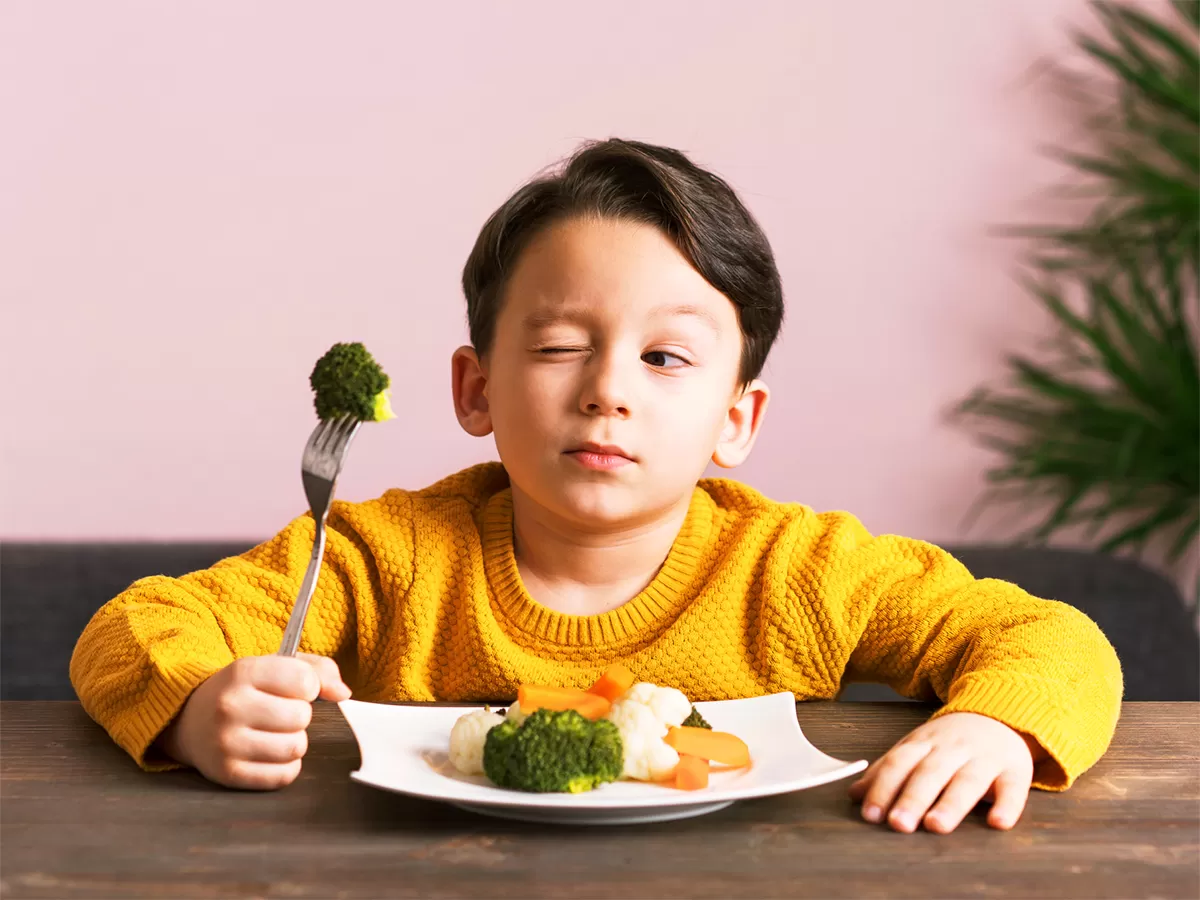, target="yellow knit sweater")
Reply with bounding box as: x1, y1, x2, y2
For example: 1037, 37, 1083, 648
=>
70, 462, 1122, 788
